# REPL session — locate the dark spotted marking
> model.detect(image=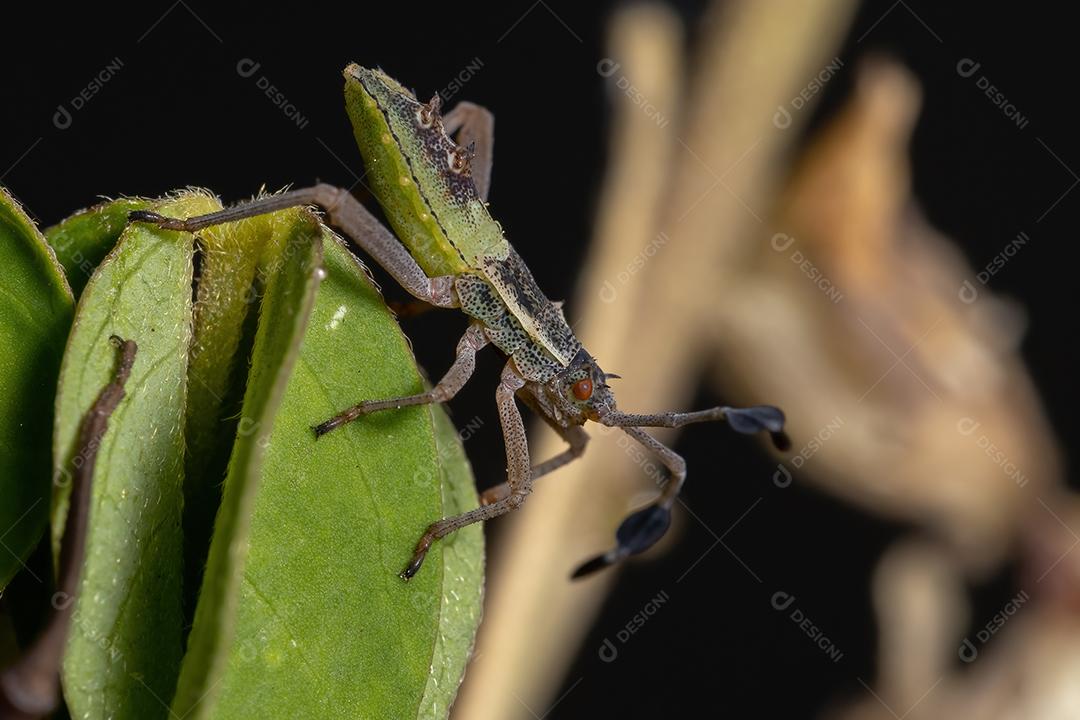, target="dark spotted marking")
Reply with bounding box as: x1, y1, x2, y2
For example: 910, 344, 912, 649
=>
355, 71, 478, 206
455, 273, 563, 382
355, 68, 582, 368
481, 249, 581, 364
